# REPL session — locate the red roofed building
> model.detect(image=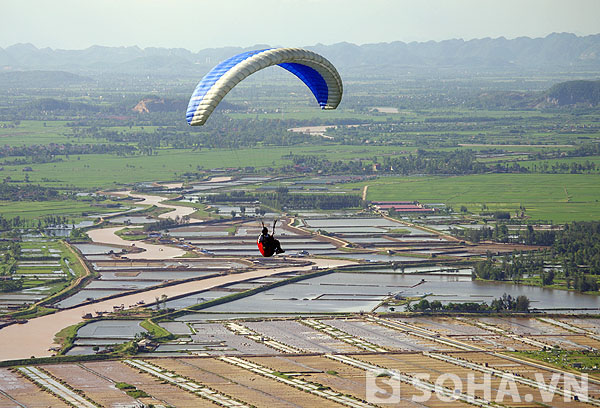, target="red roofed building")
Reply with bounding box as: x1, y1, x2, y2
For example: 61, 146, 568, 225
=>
371, 201, 434, 214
